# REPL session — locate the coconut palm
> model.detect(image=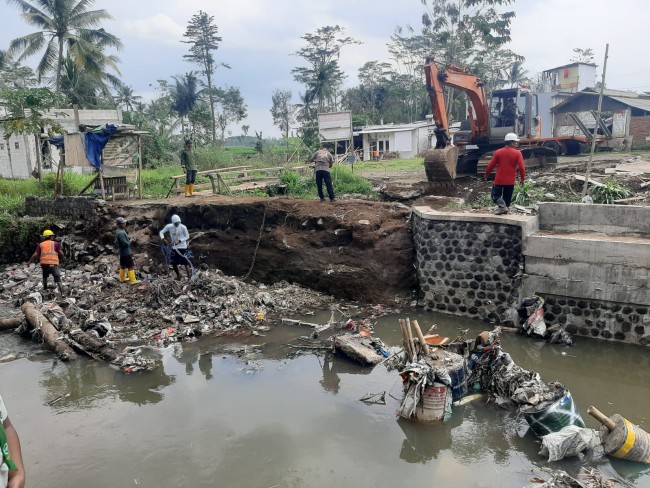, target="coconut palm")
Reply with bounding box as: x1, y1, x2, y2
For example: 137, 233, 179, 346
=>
114, 84, 142, 112
6, 0, 122, 92
504, 61, 529, 88
171, 72, 200, 137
